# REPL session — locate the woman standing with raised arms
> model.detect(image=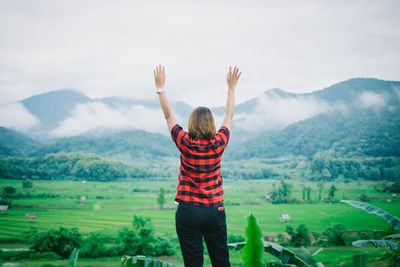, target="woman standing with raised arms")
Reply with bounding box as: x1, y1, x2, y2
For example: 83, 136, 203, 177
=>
153, 65, 241, 267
